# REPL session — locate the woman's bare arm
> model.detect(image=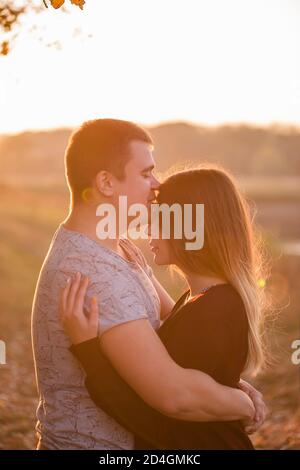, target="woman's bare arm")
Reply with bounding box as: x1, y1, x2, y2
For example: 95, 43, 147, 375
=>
150, 274, 176, 321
